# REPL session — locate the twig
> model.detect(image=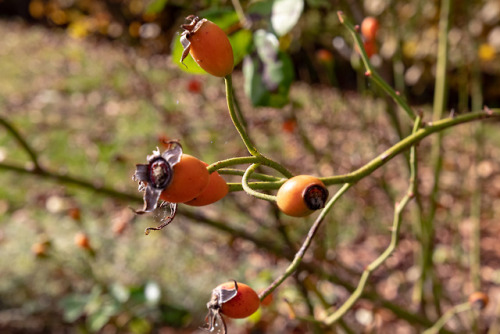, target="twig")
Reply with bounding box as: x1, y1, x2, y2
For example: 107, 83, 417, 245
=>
0, 116, 42, 171
417, 0, 452, 315
224, 74, 293, 178
423, 302, 471, 334
322, 116, 421, 326
217, 167, 283, 182
225, 109, 500, 192
337, 11, 415, 121
241, 163, 277, 201
0, 160, 141, 203
259, 183, 352, 301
